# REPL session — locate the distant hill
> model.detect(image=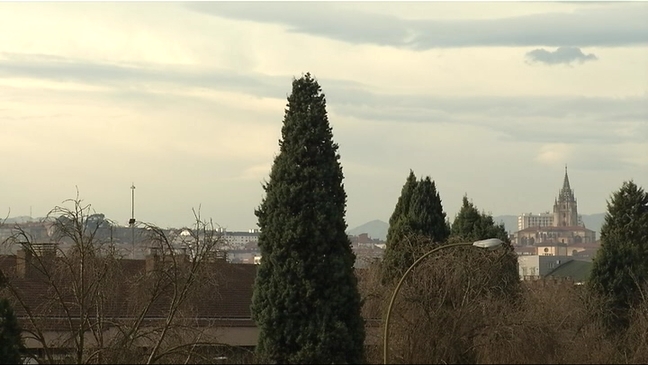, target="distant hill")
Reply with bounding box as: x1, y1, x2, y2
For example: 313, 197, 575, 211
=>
348, 220, 389, 241
581, 213, 605, 237
1, 216, 39, 224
